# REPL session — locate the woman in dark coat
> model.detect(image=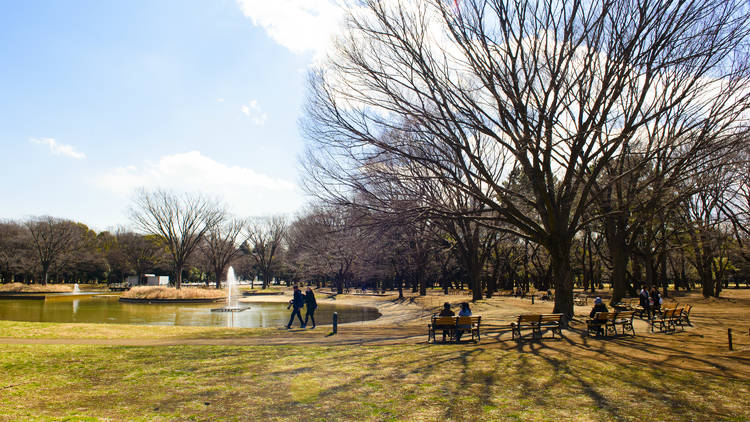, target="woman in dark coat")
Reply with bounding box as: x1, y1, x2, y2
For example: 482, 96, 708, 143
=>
303, 287, 317, 328
650, 287, 662, 316
639, 285, 651, 319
